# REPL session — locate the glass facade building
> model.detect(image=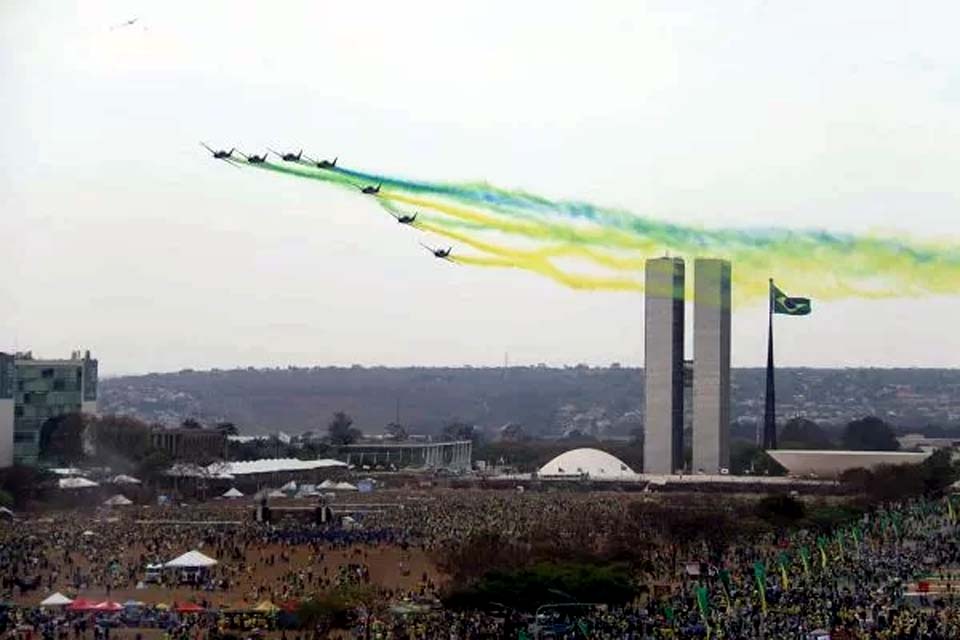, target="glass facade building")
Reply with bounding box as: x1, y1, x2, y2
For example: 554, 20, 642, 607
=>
0, 351, 98, 466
